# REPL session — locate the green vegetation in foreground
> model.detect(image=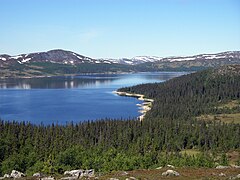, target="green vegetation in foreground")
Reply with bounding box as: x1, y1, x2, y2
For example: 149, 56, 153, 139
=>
0, 65, 240, 177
